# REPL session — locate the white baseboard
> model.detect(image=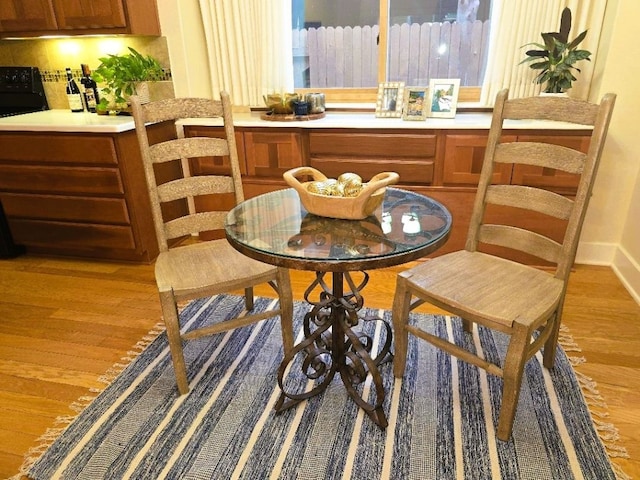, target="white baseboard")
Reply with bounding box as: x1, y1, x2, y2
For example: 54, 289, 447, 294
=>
576, 241, 640, 304
612, 246, 640, 305
575, 241, 616, 265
